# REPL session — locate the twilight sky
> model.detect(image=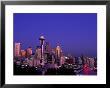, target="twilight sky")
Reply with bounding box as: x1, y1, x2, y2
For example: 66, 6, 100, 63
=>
14, 13, 97, 57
